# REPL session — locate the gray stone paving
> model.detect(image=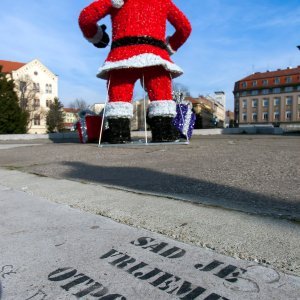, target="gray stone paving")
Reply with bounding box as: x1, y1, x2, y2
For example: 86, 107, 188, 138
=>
0, 136, 299, 220
0, 135, 299, 299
